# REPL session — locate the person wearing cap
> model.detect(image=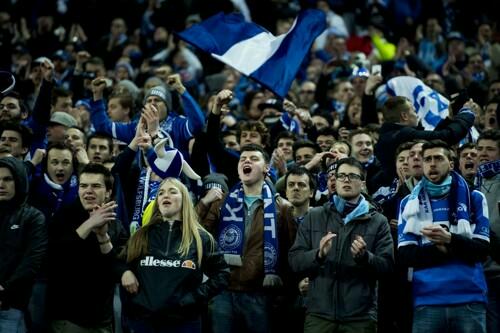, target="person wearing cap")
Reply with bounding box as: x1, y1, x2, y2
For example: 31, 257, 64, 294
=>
51, 50, 73, 90
47, 112, 78, 144
440, 31, 468, 77
0, 157, 47, 333
74, 99, 93, 135
89, 73, 204, 160
114, 62, 134, 82
350, 67, 369, 98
